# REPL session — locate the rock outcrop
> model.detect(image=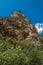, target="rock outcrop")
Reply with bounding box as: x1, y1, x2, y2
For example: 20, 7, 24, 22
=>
0, 10, 39, 40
